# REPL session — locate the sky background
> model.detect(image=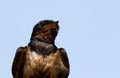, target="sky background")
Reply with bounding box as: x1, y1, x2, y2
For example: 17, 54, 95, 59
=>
0, 0, 120, 78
